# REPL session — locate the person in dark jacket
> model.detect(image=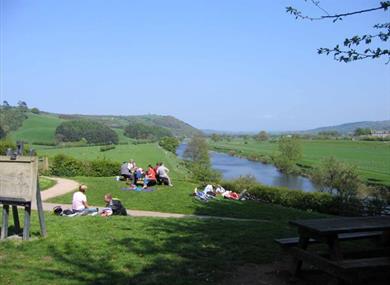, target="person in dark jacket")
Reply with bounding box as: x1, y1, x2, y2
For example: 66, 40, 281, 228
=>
104, 194, 127, 216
